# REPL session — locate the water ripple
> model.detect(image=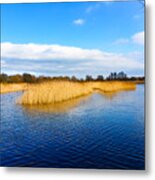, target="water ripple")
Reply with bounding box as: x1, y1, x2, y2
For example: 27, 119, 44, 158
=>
1, 86, 144, 169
